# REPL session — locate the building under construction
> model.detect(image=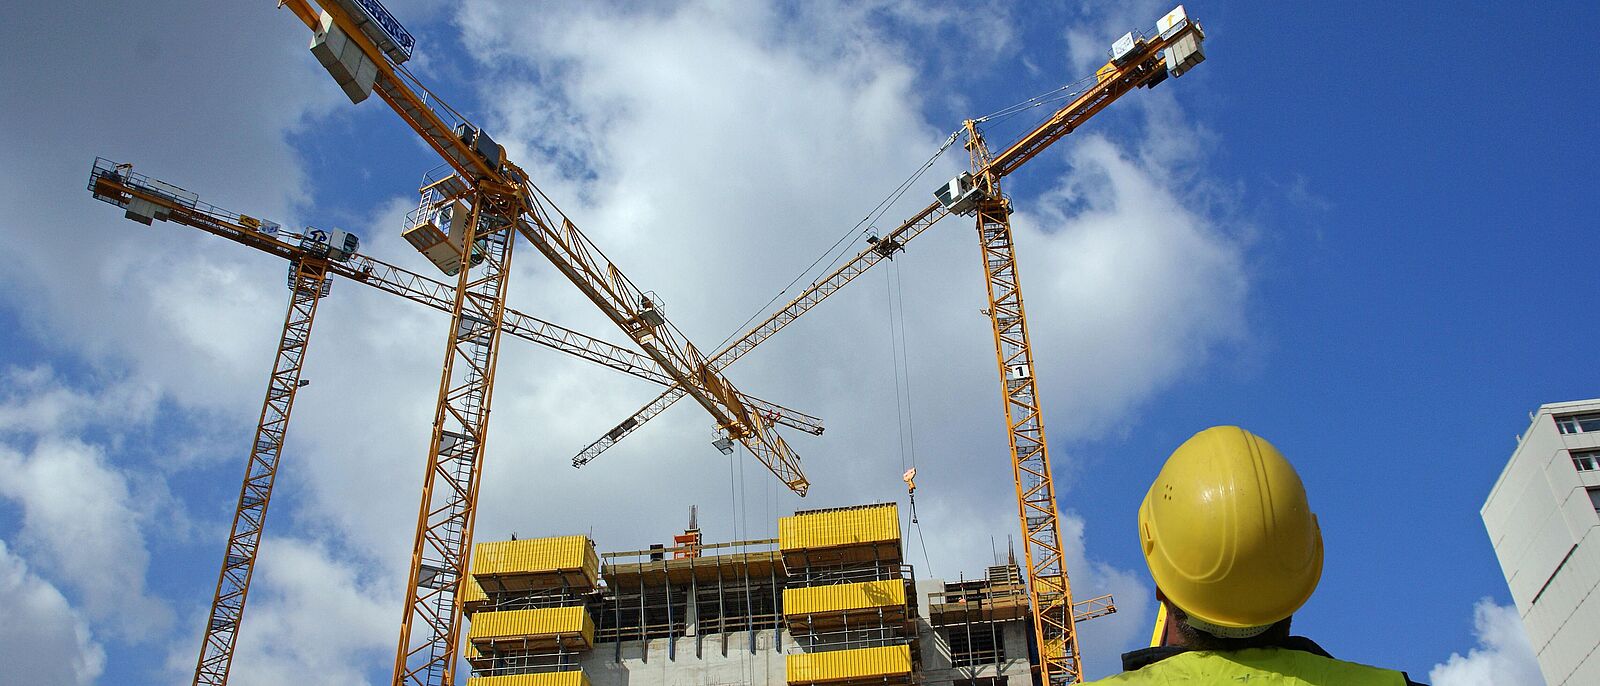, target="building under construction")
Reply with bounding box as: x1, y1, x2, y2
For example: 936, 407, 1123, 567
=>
458, 503, 1113, 686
